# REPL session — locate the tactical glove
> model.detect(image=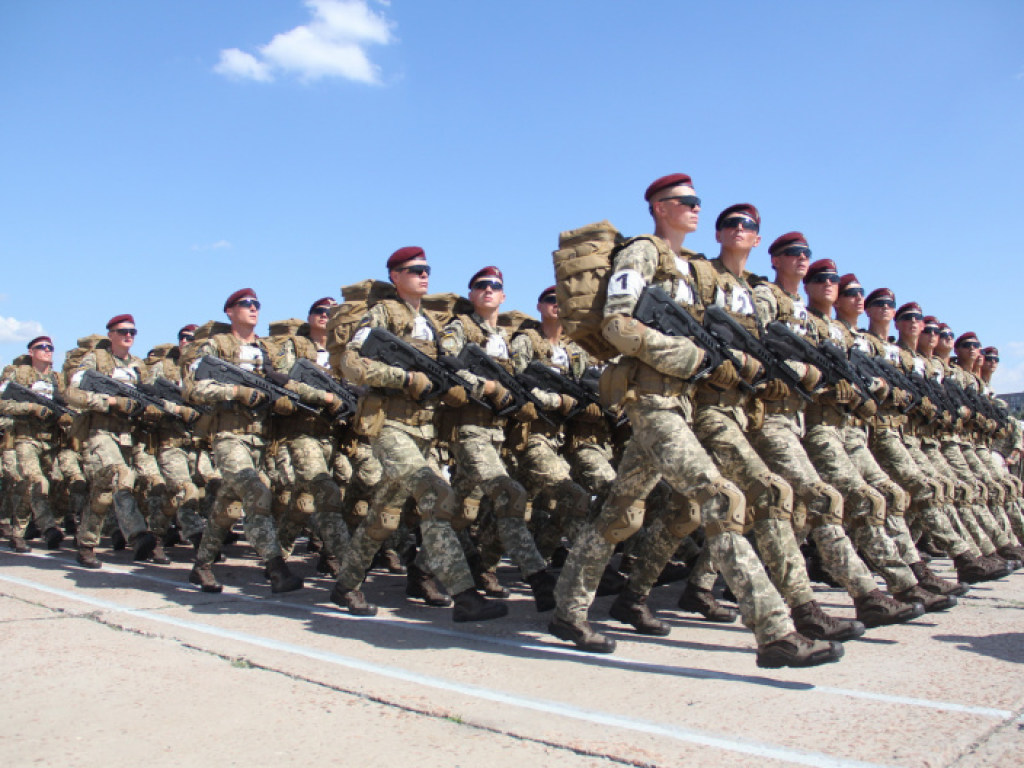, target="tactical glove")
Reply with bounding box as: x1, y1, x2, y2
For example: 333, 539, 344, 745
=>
855, 398, 878, 419
234, 386, 267, 408
404, 371, 432, 401
272, 396, 296, 416
738, 355, 763, 384
515, 402, 538, 422
557, 394, 578, 416
487, 382, 514, 411
443, 386, 469, 408
30, 404, 54, 421
177, 405, 201, 424
58, 413, 75, 429
832, 380, 856, 404
706, 360, 739, 390
800, 364, 823, 391
141, 405, 164, 423
759, 379, 790, 401
112, 397, 138, 415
